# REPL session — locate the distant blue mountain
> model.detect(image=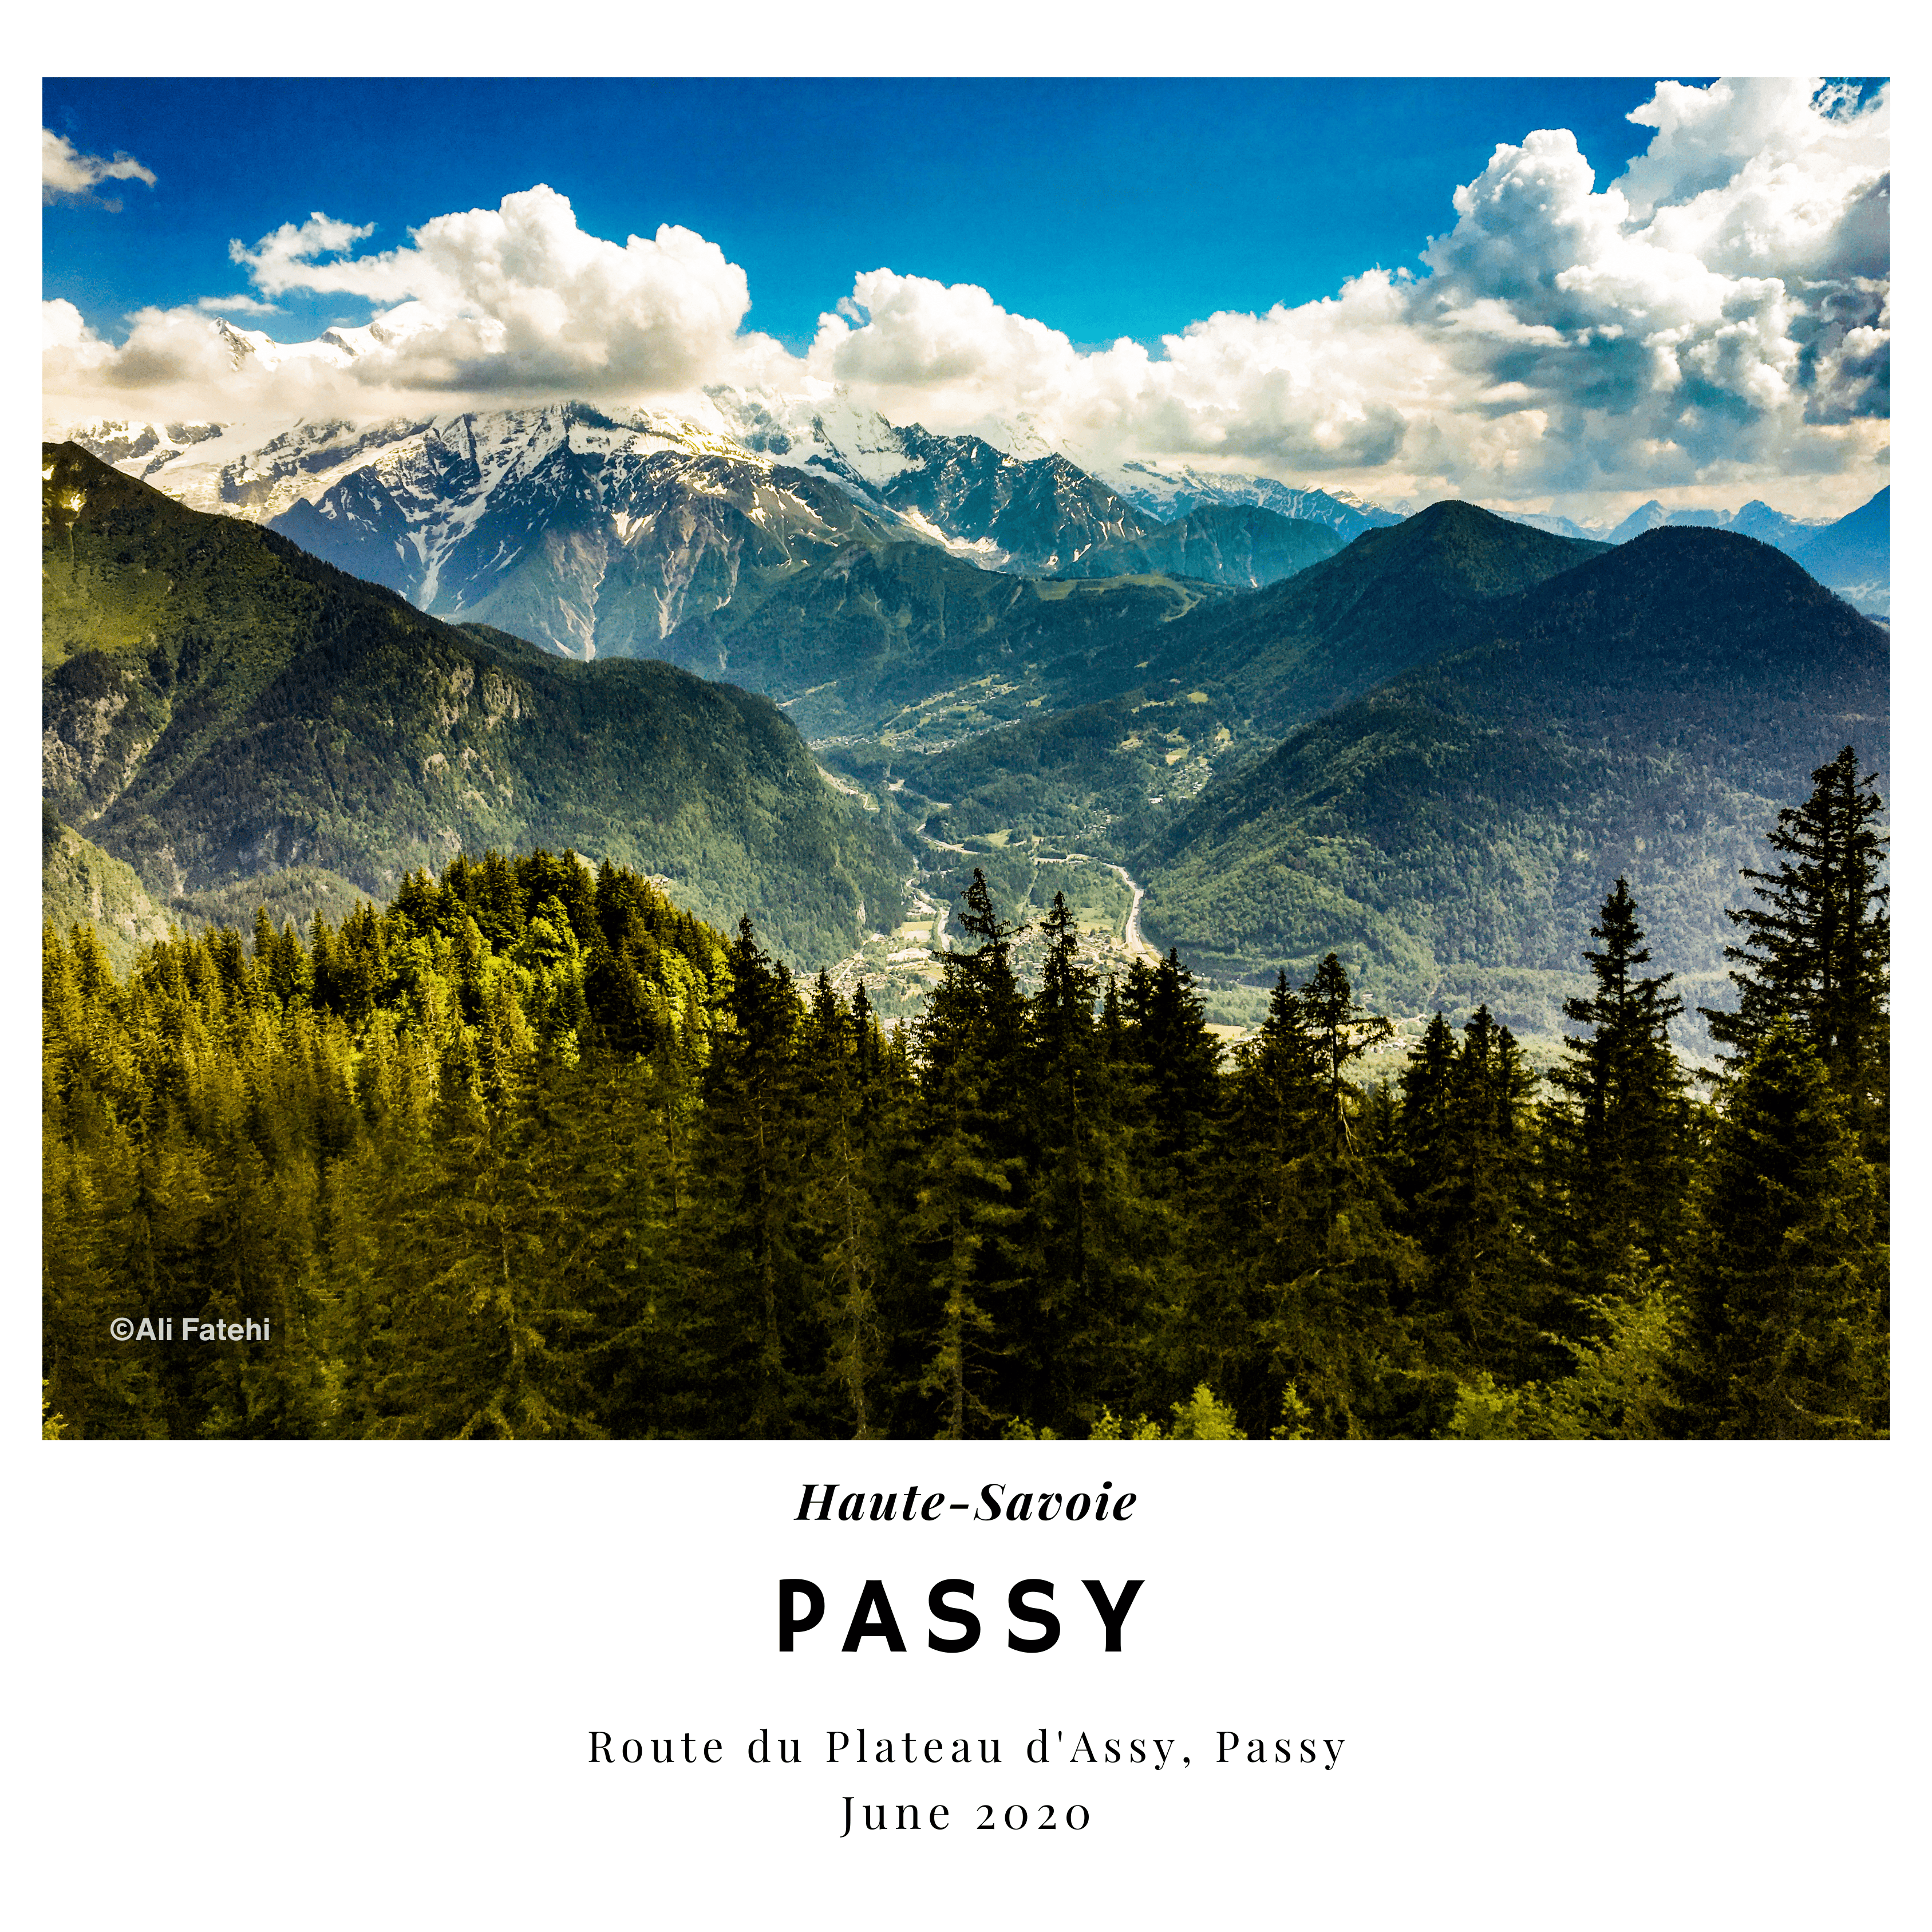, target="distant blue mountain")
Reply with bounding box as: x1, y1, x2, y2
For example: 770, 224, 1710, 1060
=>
1792, 488, 1889, 618
1605, 499, 1822, 554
